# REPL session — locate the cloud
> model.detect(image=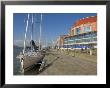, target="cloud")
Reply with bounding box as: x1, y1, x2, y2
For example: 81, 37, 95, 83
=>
14, 39, 46, 47
14, 40, 30, 47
